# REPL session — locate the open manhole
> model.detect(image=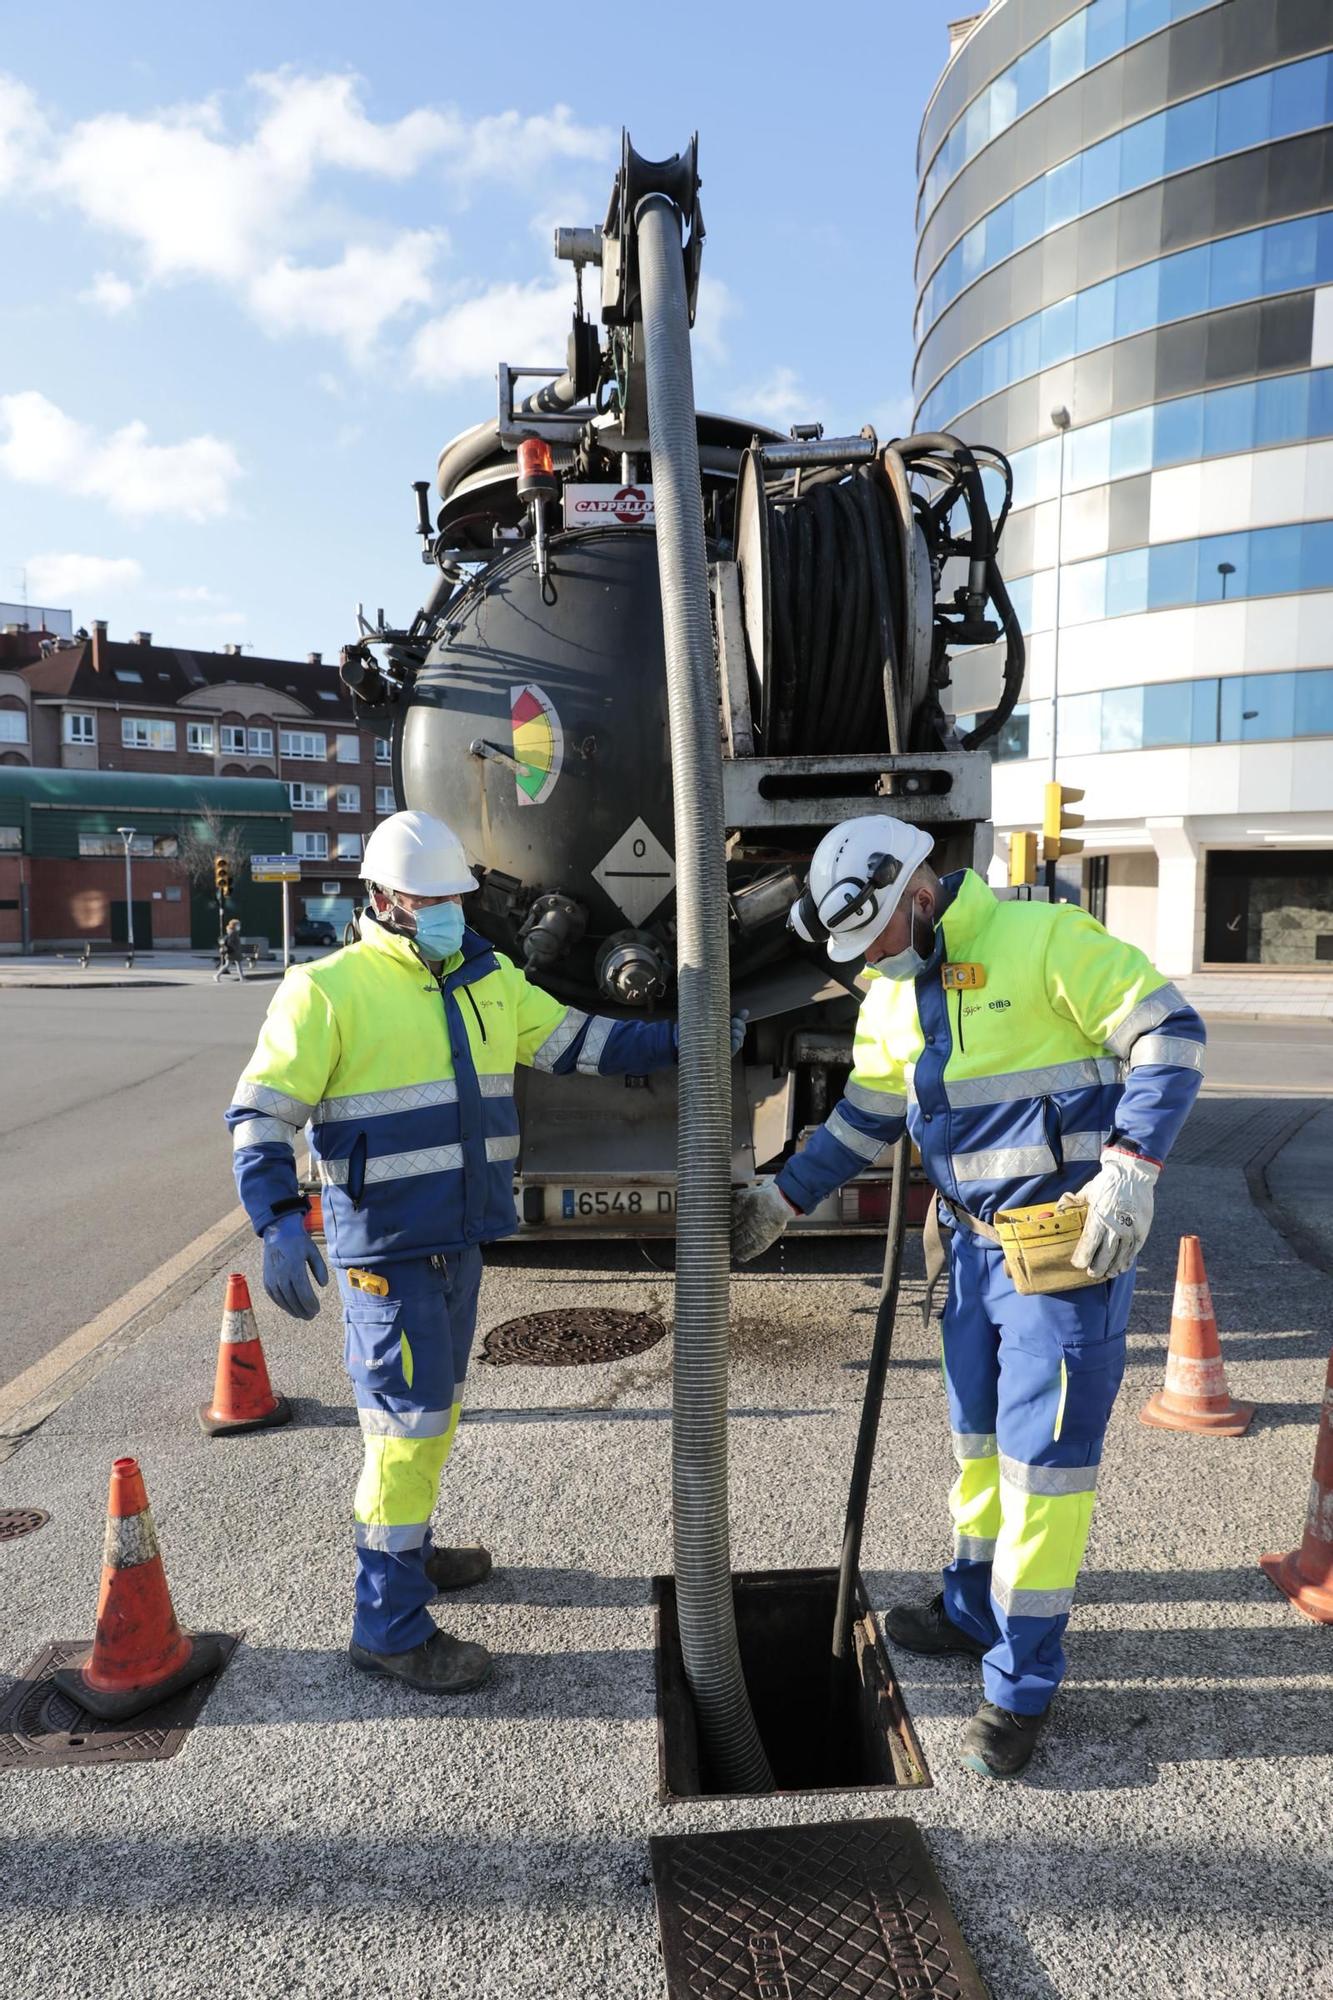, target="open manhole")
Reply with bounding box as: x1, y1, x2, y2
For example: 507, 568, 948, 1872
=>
651, 1818, 990, 1998
0, 1635, 240, 1772
479, 1308, 667, 1368
0, 1510, 49, 1542
653, 1567, 930, 1800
